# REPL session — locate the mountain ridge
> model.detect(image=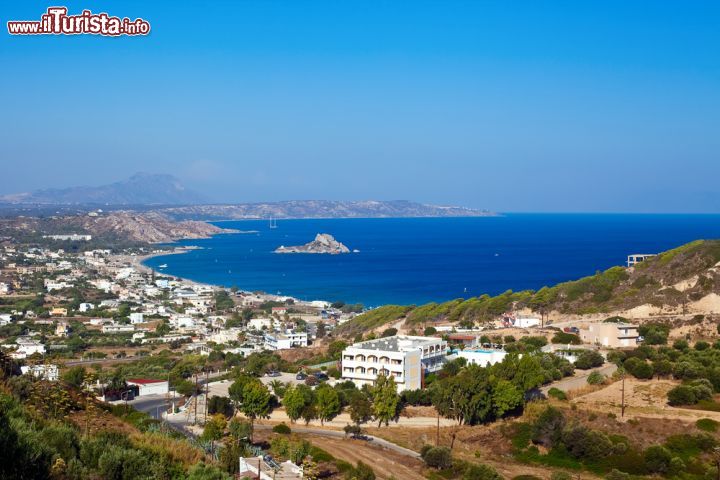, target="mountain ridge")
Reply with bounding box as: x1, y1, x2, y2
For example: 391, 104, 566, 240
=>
0, 173, 208, 205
